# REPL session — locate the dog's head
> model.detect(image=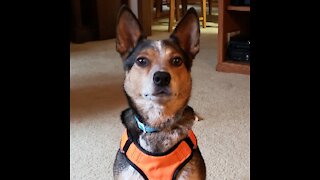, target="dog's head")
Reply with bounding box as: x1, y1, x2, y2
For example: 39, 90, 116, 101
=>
116, 6, 200, 128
